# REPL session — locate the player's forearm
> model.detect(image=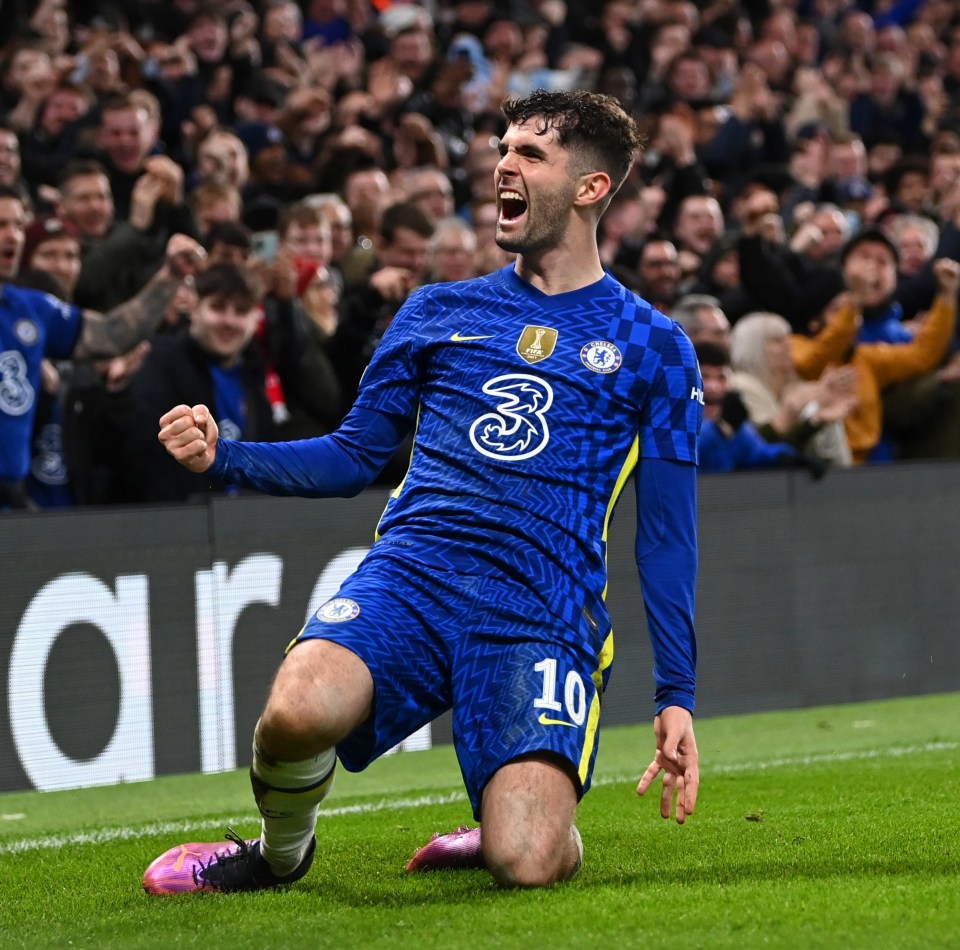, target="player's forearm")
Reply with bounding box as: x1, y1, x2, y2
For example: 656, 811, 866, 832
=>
73, 272, 180, 359
208, 407, 410, 497
634, 458, 698, 712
